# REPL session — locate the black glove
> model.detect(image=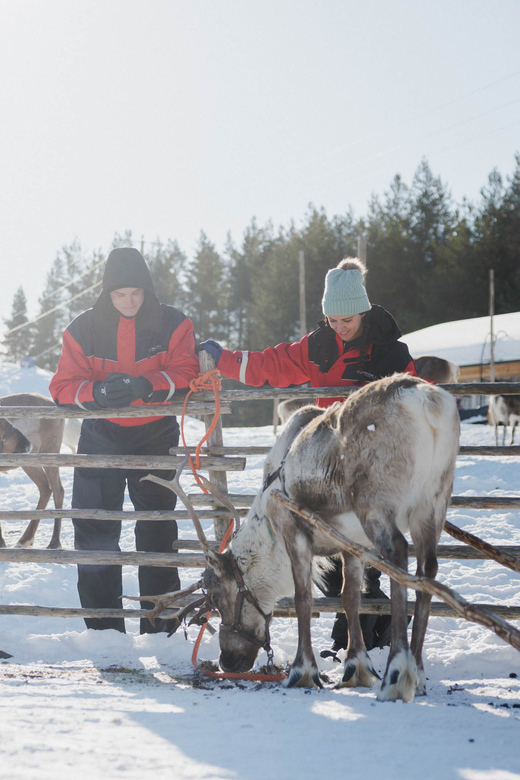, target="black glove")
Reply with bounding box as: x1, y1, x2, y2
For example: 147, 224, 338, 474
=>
196, 339, 223, 364
93, 373, 153, 408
